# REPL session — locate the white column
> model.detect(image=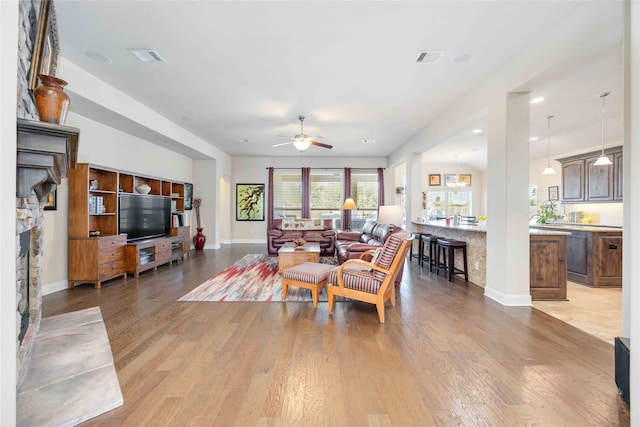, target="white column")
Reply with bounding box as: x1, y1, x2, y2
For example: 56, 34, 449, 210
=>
406, 153, 423, 229
485, 92, 532, 306
623, 0, 640, 423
